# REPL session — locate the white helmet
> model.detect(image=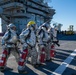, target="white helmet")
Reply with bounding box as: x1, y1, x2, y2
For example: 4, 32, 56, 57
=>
7, 23, 16, 30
